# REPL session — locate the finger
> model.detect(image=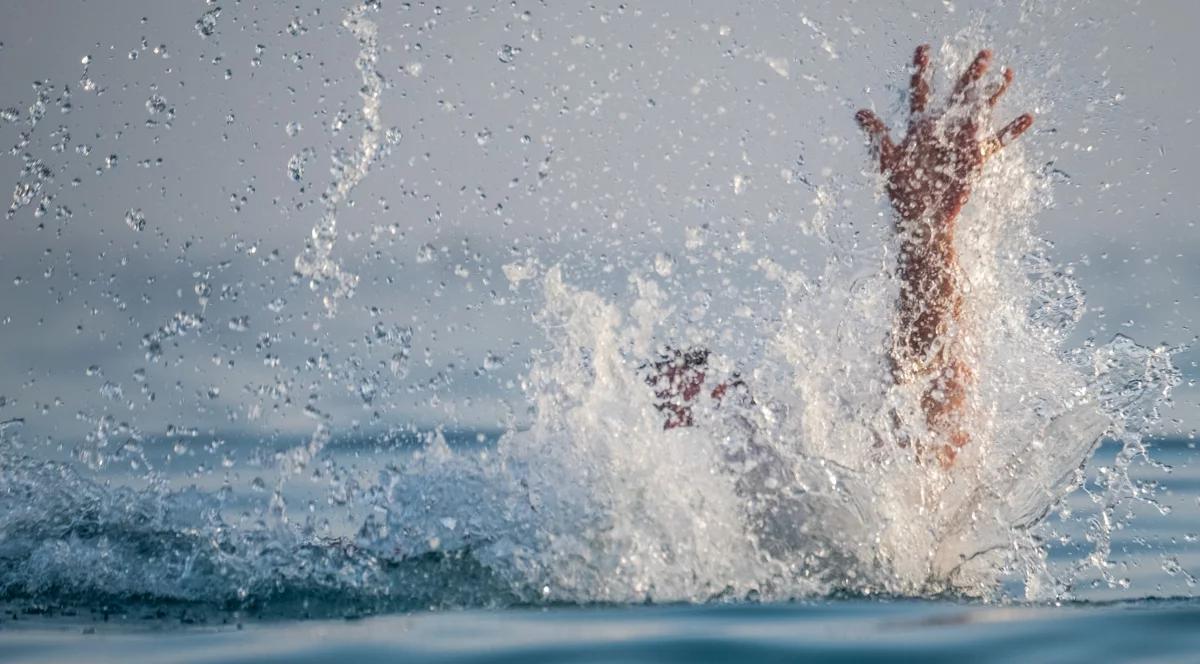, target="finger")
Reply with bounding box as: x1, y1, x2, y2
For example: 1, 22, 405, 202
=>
983, 112, 1034, 159
984, 67, 1014, 108
997, 112, 1034, 144
910, 44, 932, 116
855, 109, 896, 167
952, 49, 992, 100
855, 109, 889, 139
